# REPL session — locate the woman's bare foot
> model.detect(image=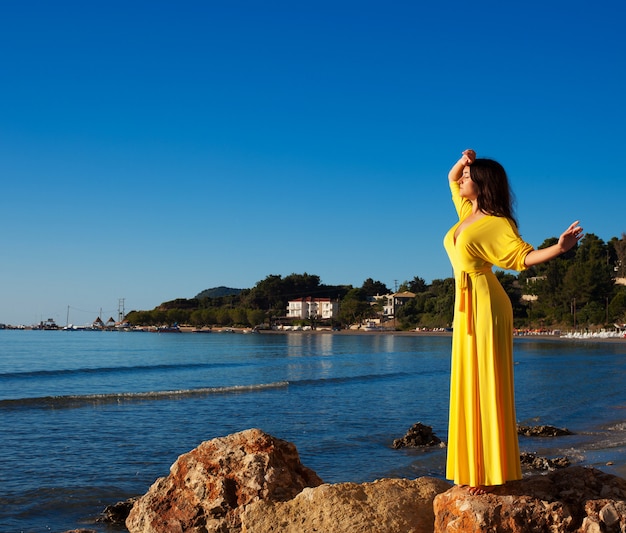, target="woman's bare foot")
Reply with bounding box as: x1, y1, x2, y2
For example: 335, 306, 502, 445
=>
467, 485, 494, 495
